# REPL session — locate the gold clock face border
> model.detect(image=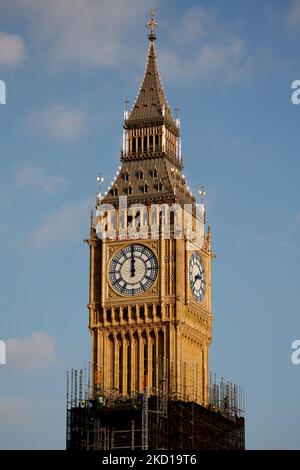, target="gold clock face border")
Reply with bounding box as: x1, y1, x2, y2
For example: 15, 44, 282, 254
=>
189, 251, 206, 304
107, 242, 159, 298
